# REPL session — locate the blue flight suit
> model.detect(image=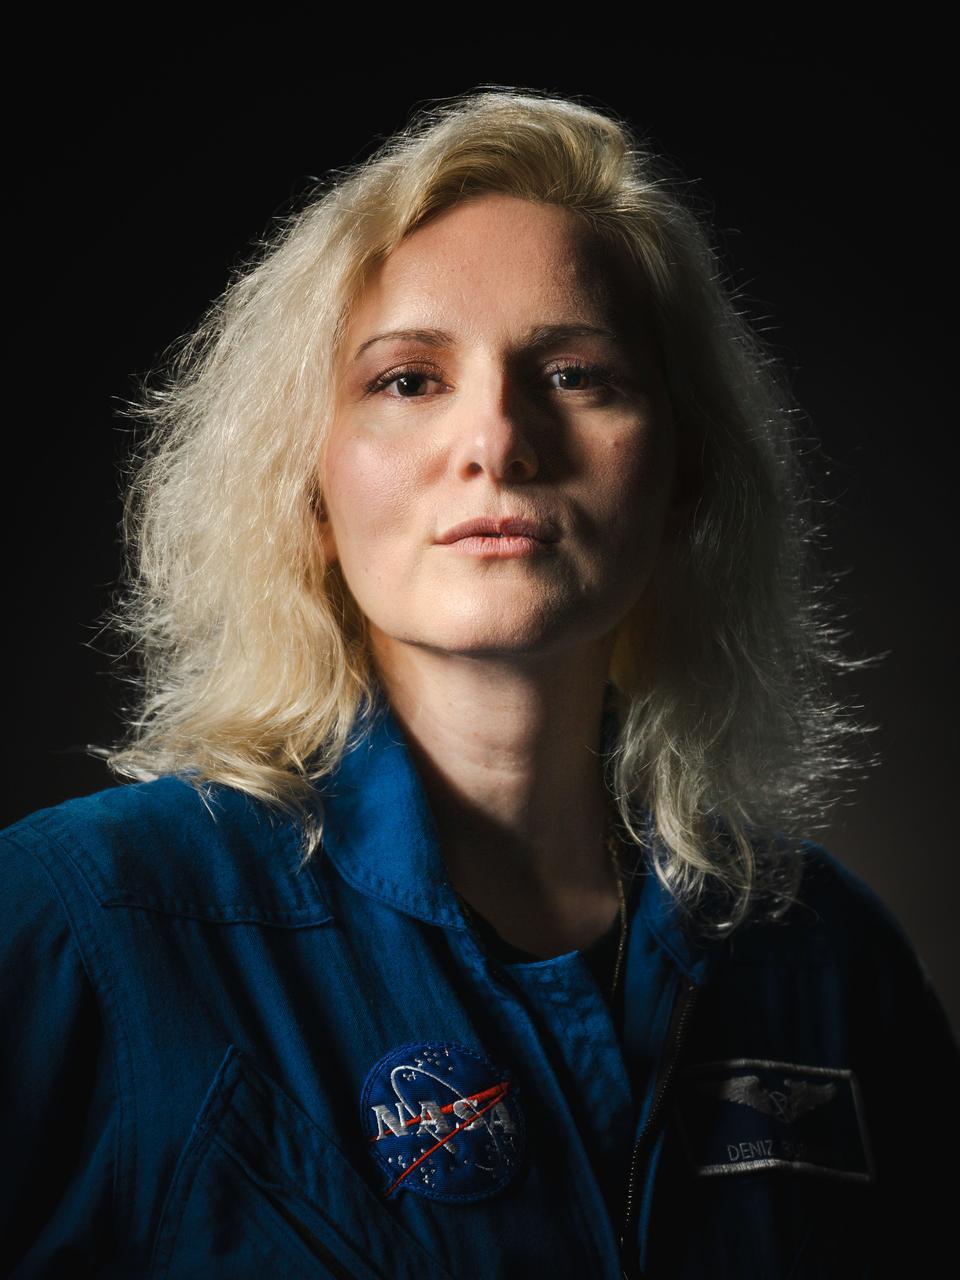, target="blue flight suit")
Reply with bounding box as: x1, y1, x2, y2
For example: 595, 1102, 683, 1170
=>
2, 697, 957, 1277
